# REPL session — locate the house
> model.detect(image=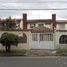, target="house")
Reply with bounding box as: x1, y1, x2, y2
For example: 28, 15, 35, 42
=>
0, 13, 67, 50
